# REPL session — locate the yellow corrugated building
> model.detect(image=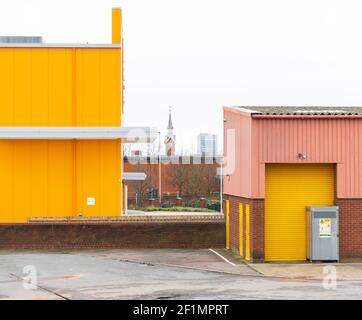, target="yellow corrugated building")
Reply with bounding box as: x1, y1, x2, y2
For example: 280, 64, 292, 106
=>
0, 8, 156, 222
